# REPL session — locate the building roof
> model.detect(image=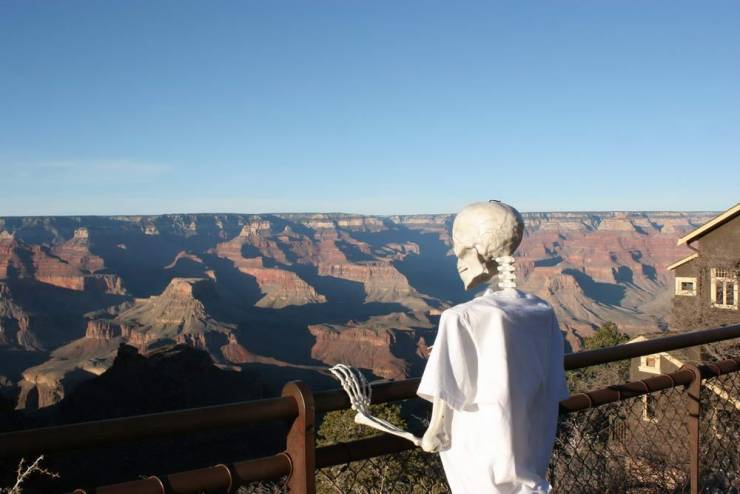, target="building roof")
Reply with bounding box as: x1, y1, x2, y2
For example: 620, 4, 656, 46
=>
667, 252, 699, 271
677, 203, 740, 246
